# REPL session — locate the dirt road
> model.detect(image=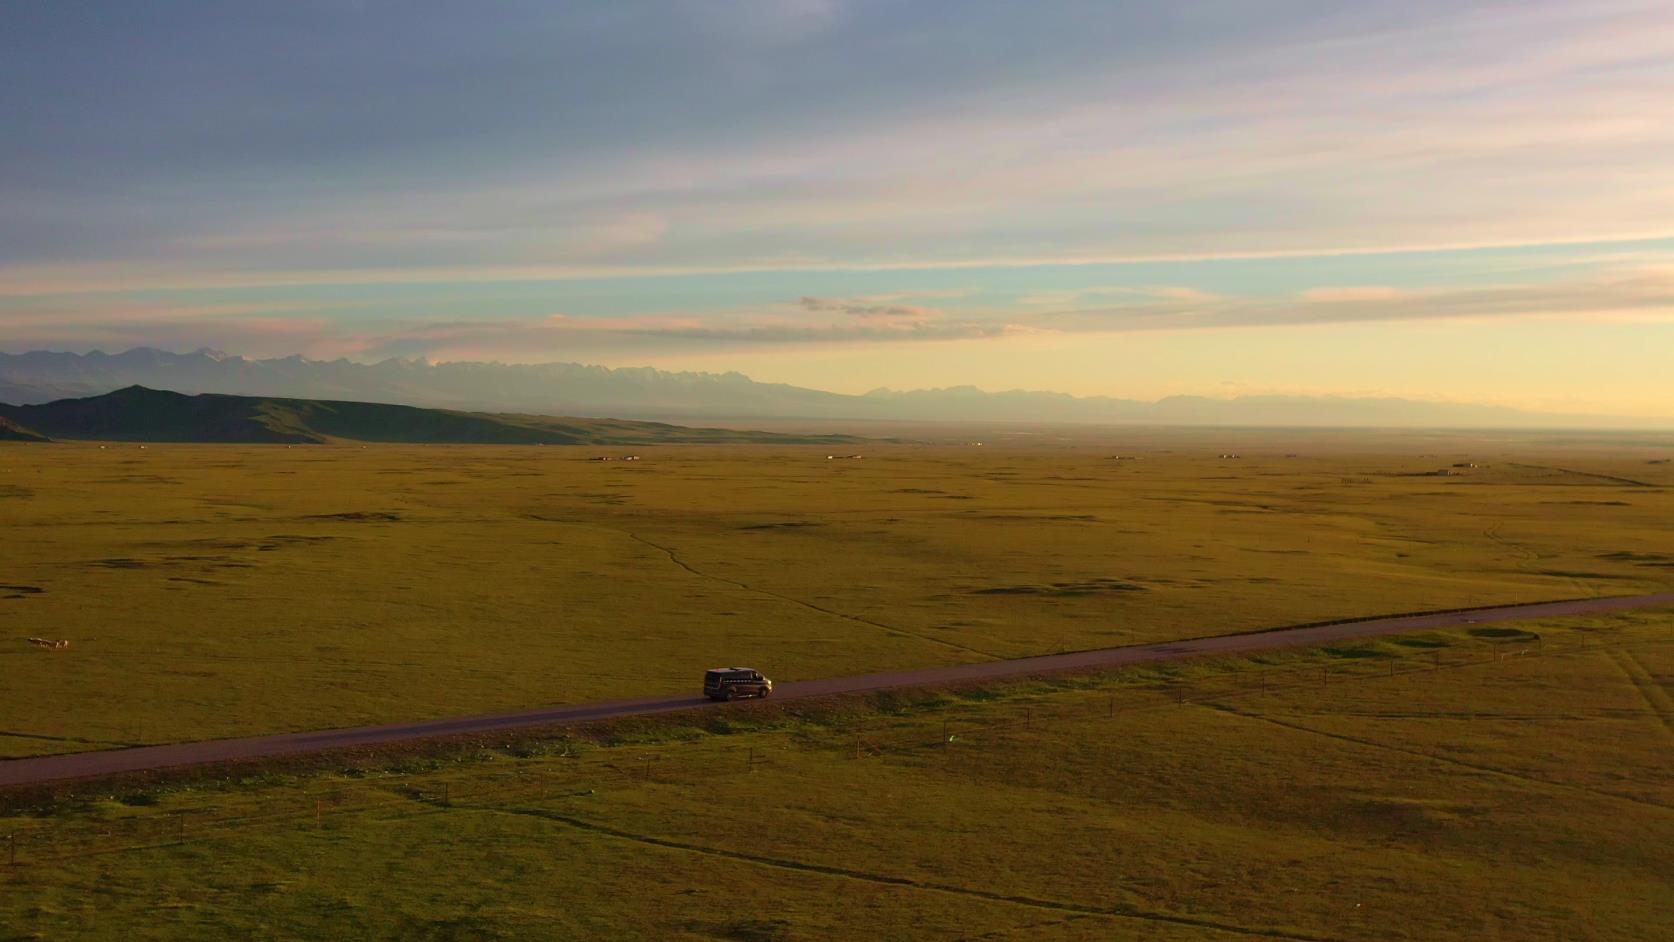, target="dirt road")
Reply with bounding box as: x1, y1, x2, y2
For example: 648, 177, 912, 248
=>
5, 592, 1671, 788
